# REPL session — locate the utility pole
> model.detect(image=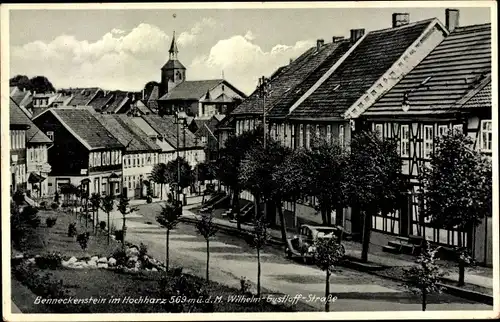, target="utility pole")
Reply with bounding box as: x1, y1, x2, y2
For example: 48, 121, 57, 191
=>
176, 110, 181, 205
